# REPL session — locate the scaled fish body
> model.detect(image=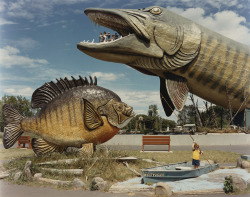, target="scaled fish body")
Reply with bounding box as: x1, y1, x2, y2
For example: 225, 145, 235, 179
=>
2, 76, 134, 155
77, 6, 250, 116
